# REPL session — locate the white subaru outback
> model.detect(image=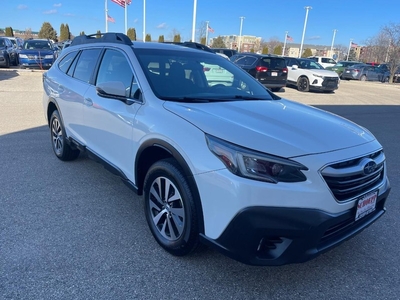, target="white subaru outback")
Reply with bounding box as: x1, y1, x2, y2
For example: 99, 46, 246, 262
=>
42, 33, 390, 266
